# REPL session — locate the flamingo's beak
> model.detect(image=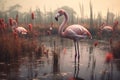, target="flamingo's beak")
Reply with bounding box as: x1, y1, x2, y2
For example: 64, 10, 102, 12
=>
87, 31, 92, 39
55, 13, 61, 21
55, 17, 58, 21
